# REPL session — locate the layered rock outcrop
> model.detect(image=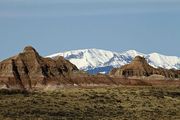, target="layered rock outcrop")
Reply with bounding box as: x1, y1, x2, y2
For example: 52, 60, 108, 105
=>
0, 46, 78, 89
110, 56, 180, 79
